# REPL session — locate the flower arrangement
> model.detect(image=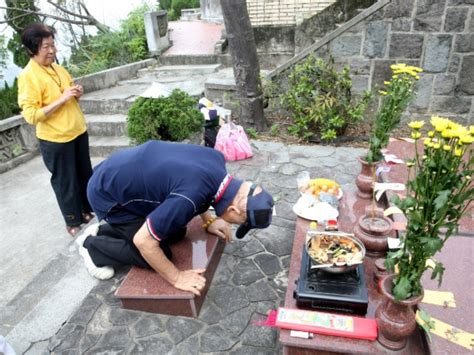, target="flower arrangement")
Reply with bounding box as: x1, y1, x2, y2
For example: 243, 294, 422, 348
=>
365, 63, 422, 163
386, 116, 474, 300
